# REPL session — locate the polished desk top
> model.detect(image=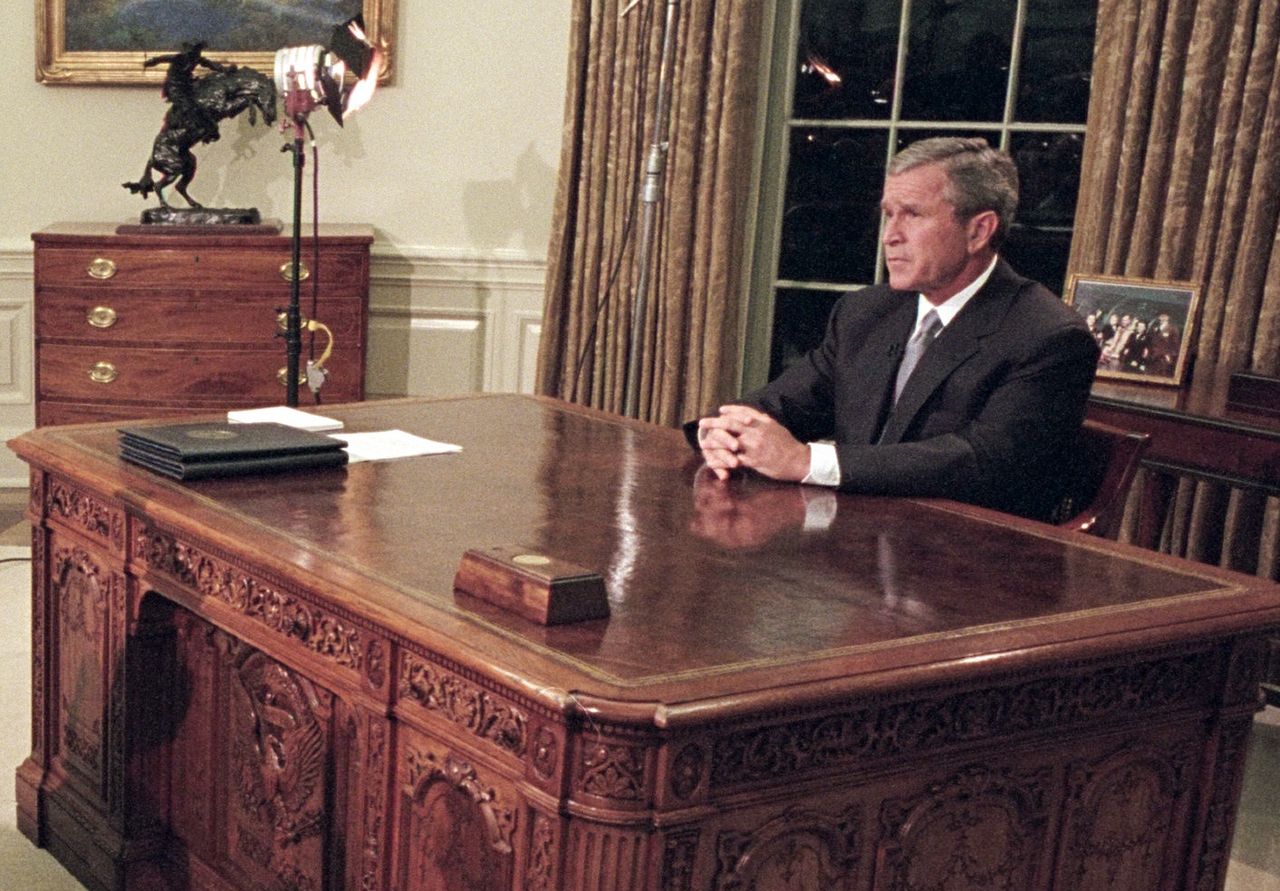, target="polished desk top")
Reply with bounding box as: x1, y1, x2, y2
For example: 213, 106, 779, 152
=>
12, 395, 1280, 723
